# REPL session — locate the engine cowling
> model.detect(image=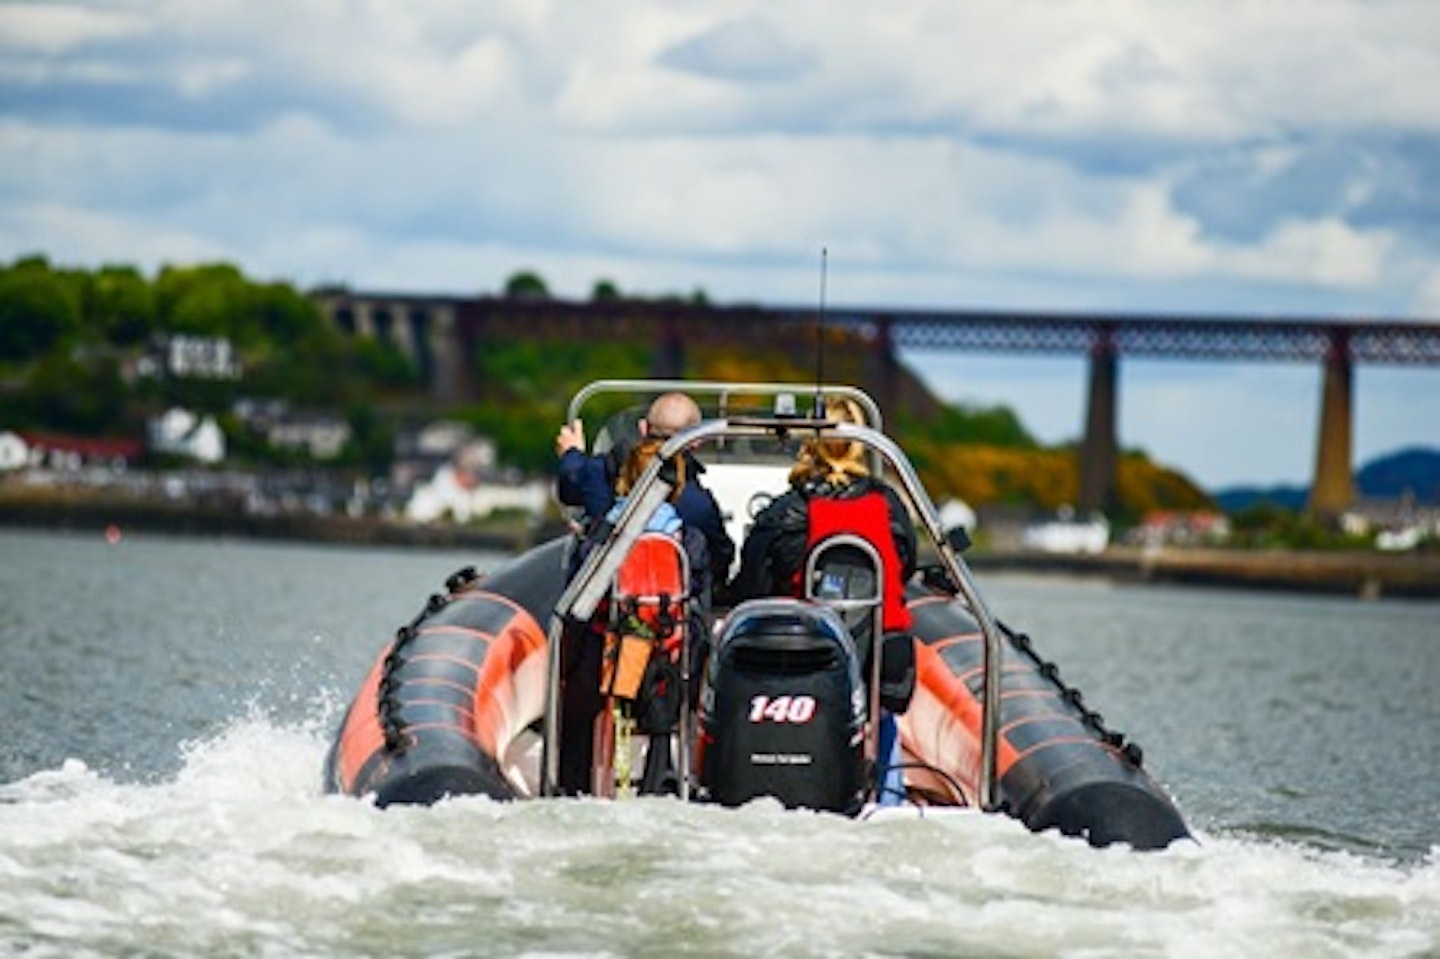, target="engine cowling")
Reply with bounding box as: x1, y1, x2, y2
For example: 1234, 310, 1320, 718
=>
698, 599, 867, 814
